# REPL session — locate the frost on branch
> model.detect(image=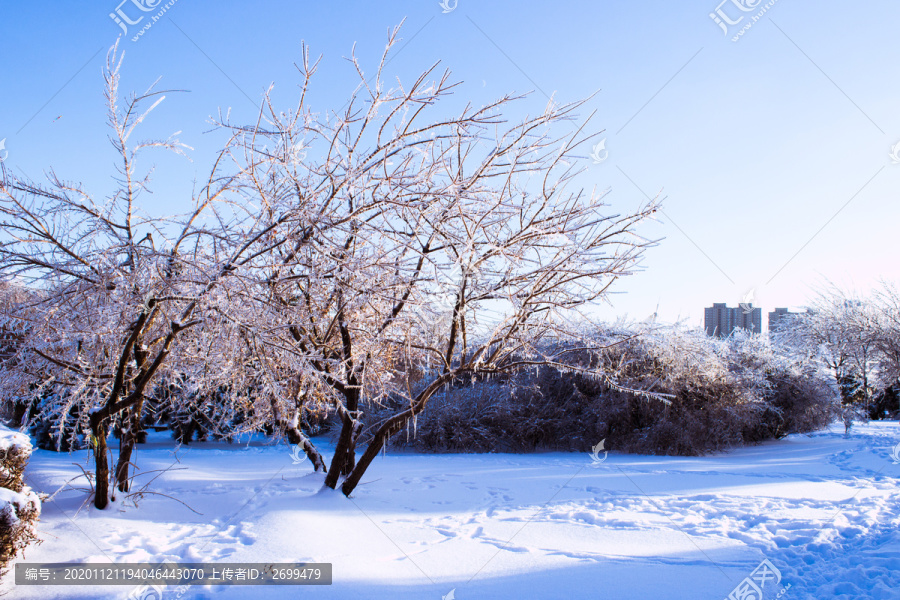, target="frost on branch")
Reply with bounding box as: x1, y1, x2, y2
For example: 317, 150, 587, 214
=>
0, 41, 273, 509
210, 25, 661, 495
